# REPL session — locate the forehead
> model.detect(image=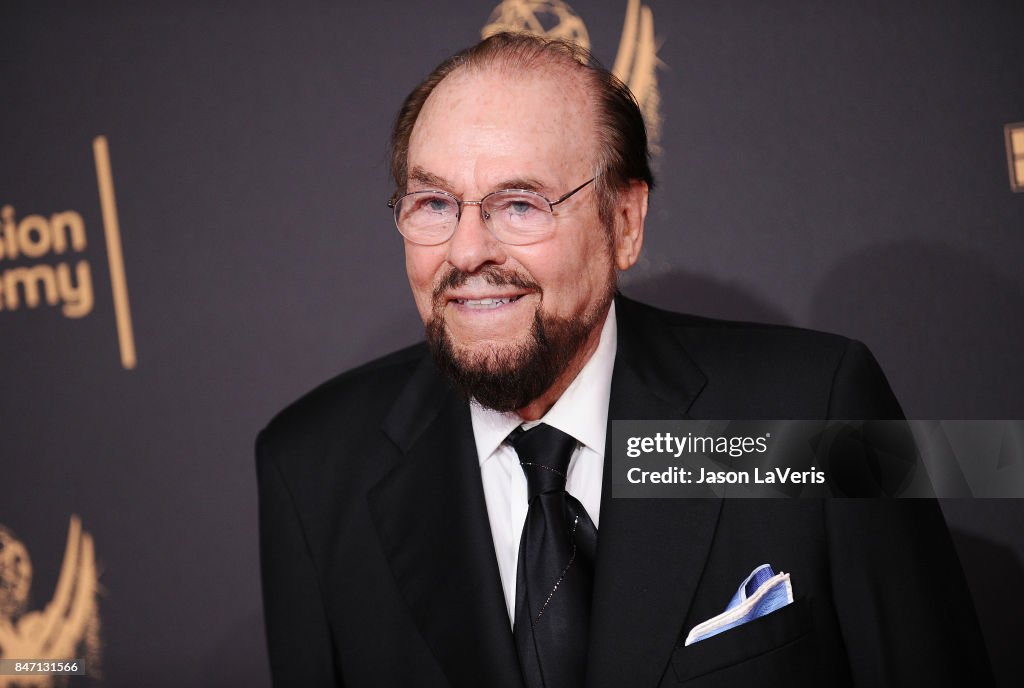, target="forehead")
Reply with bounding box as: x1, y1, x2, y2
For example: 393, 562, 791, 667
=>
407, 64, 598, 189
